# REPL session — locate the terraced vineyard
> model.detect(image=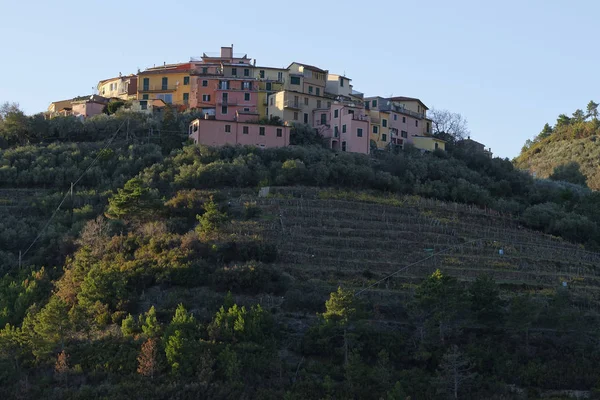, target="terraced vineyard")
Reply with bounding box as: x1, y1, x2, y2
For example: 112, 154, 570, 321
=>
228, 188, 600, 311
